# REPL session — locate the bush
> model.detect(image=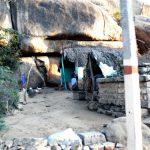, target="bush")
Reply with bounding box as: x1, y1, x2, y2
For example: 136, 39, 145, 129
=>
0, 28, 20, 115
113, 11, 121, 24
0, 27, 20, 70
0, 67, 19, 115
